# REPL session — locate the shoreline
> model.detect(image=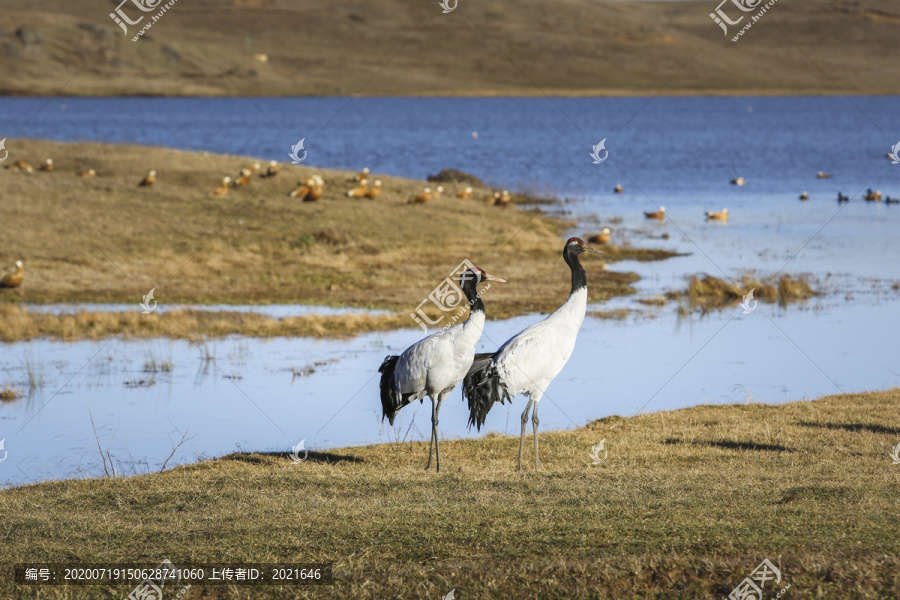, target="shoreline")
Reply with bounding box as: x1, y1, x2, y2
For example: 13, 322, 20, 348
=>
2, 90, 899, 99
0, 139, 676, 341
